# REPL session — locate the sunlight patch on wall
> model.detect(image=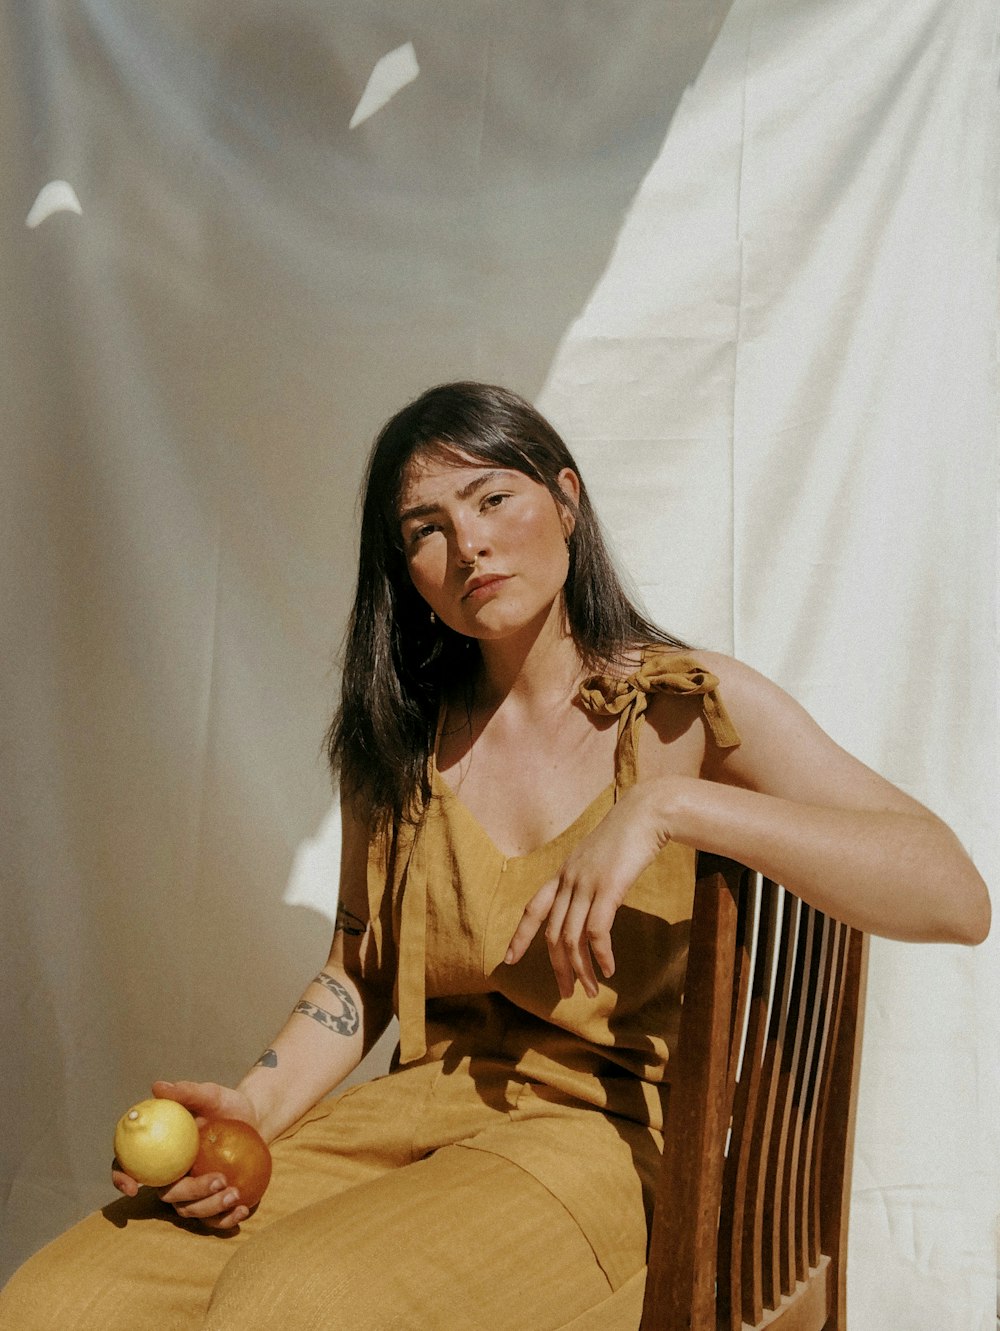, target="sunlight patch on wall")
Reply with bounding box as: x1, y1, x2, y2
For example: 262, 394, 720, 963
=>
26, 181, 83, 228
349, 42, 419, 129
283, 799, 342, 925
